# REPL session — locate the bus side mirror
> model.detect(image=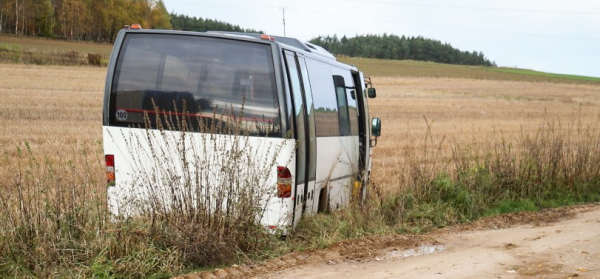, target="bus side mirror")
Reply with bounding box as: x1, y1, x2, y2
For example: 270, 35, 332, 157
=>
370, 118, 381, 147
372, 118, 381, 137
367, 88, 376, 98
